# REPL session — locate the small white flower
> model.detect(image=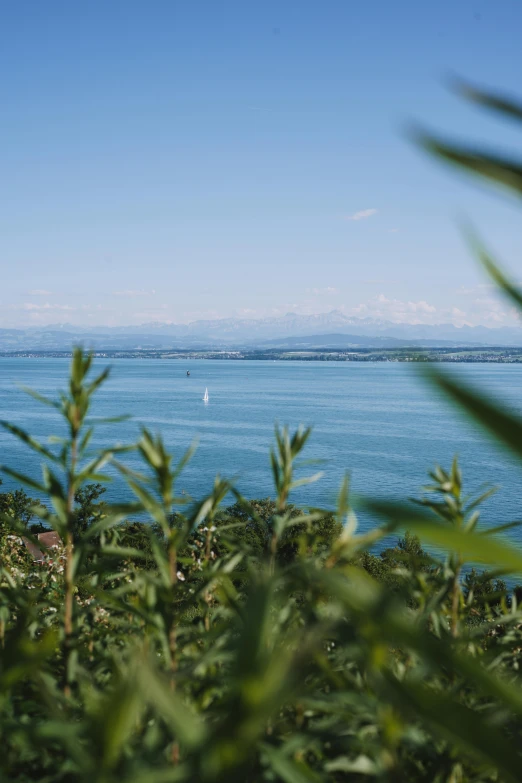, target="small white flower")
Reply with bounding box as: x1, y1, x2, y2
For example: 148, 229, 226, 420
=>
176, 570, 186, 582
